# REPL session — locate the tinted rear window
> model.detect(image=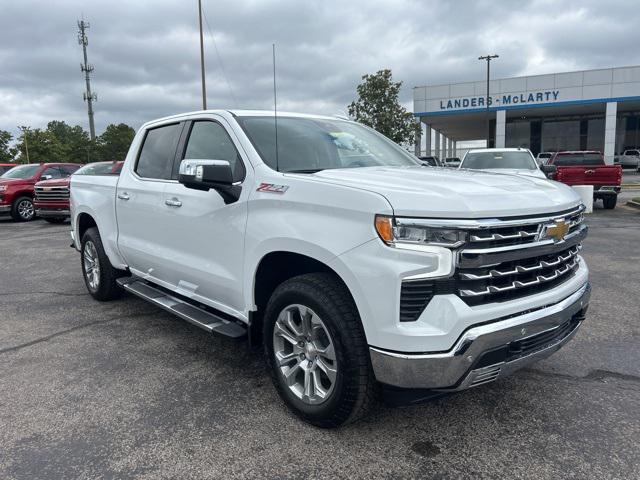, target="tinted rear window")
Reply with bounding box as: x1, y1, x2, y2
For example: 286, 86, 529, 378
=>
554, 153, 604, 166
136, 123, 182, 180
